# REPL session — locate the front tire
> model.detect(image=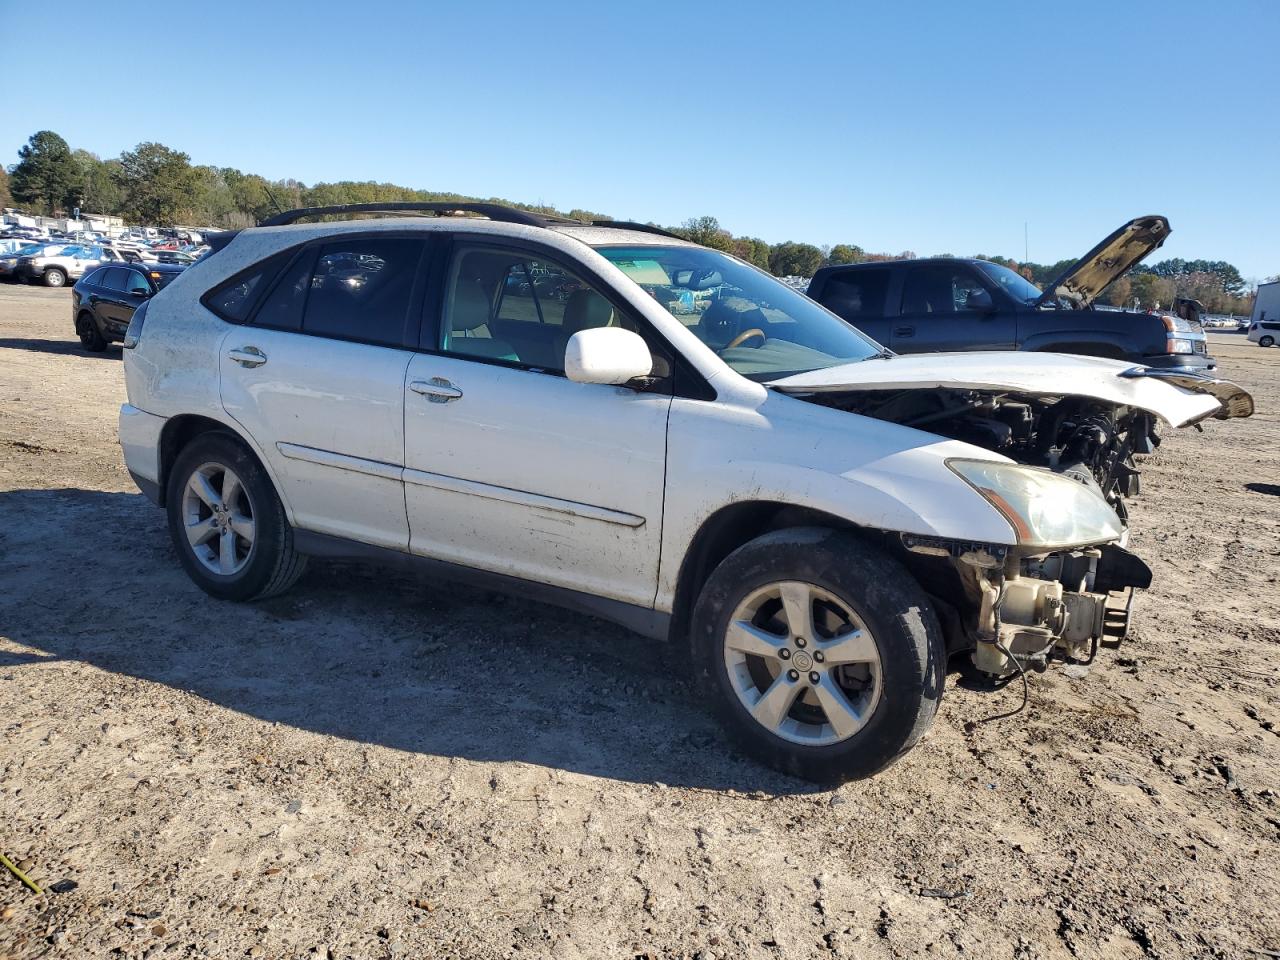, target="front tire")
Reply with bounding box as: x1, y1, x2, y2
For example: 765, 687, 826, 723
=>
43, 268, 67, 288
166, 432, 306, 601
76, 312, 107, 352
691, 528, 945, 783
1261, 335, 1275, 348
